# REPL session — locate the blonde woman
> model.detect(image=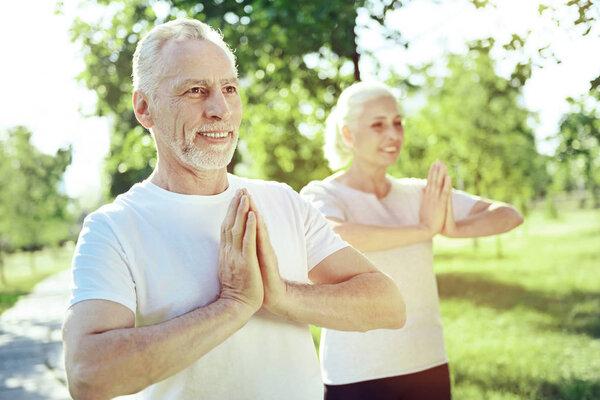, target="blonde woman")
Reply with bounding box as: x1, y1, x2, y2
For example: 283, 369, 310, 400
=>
300, 81, 523, 400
